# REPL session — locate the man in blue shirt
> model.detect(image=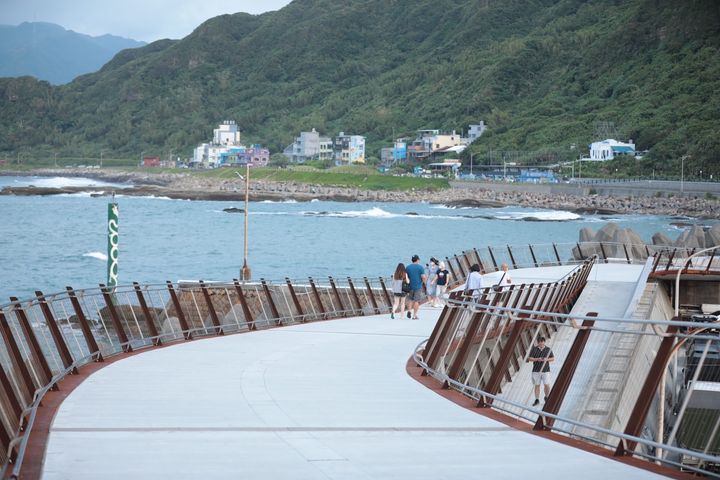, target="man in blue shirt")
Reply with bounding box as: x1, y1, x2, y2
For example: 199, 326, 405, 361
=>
405, 255, 427, 320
